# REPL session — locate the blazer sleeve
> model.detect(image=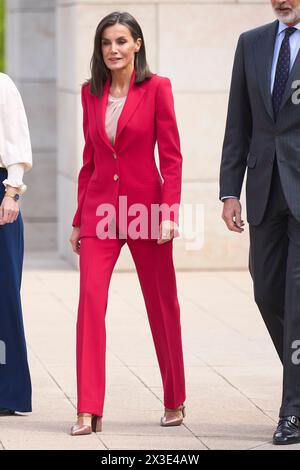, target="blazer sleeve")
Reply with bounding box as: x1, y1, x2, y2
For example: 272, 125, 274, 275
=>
1, 75, 32, 170
156, 77, 183, 225
219, 33, 252, 200
72, 84, 95, 228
